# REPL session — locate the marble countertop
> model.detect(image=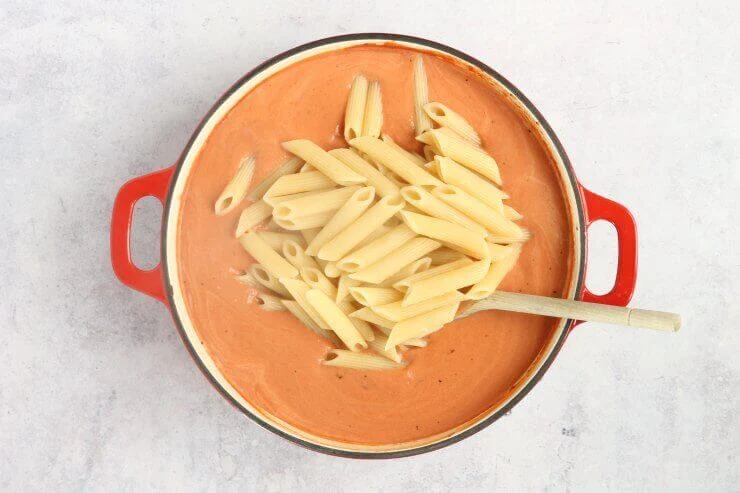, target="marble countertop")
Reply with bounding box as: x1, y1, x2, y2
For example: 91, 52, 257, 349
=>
1, 1, 737, 491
